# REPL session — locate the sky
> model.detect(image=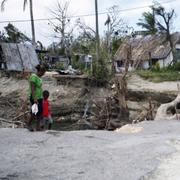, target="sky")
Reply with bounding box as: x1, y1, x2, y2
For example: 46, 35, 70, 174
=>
0, 0, 180, 47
